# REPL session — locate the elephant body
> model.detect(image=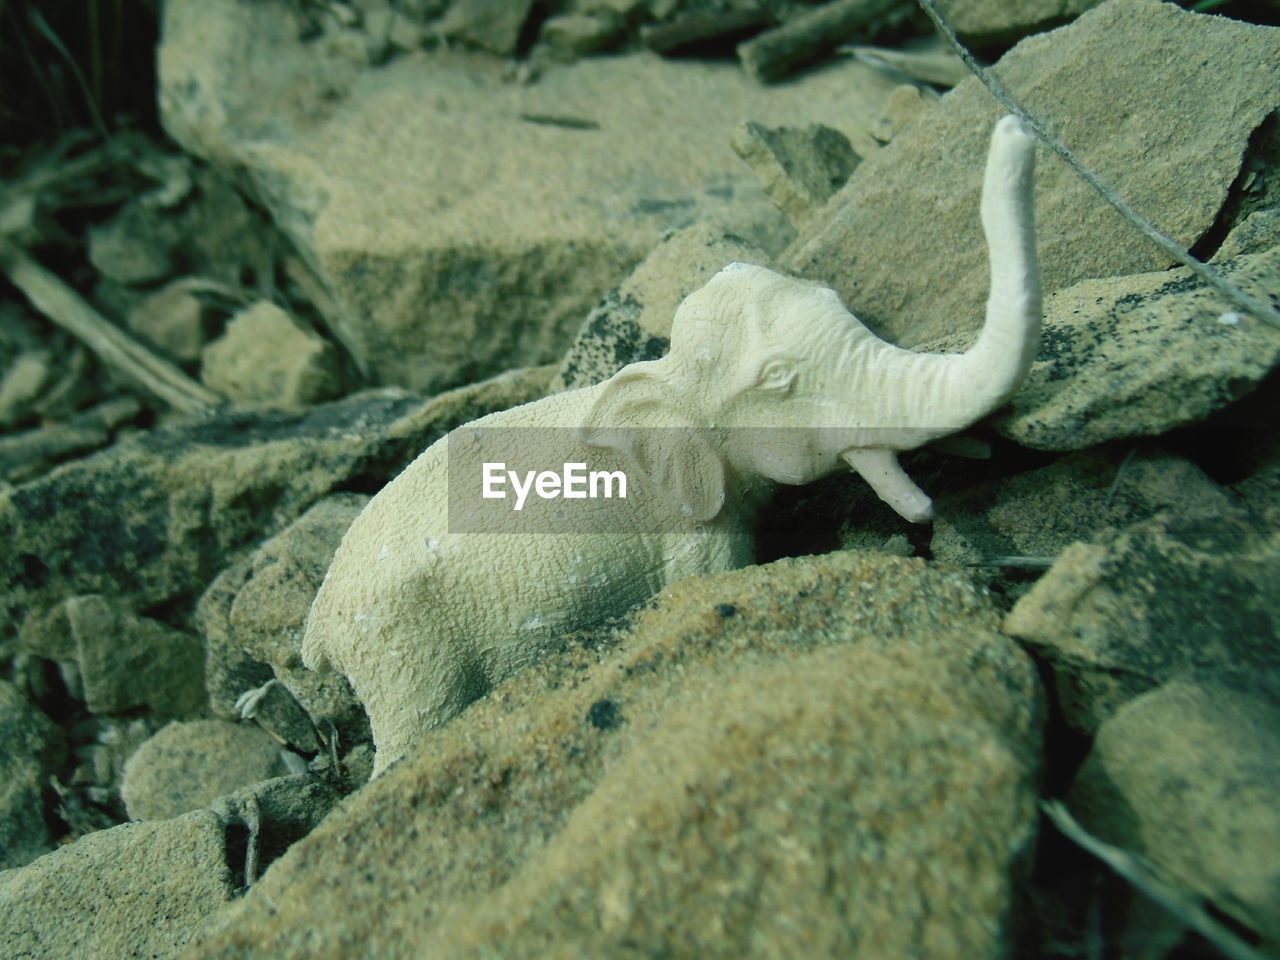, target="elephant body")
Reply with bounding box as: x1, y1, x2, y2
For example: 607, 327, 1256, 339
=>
302, 384, 757, 776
